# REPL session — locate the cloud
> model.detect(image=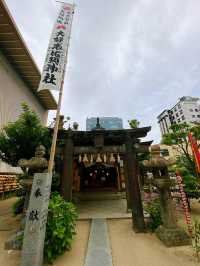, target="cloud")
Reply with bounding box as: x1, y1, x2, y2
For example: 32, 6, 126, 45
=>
5, 0, 200, 143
